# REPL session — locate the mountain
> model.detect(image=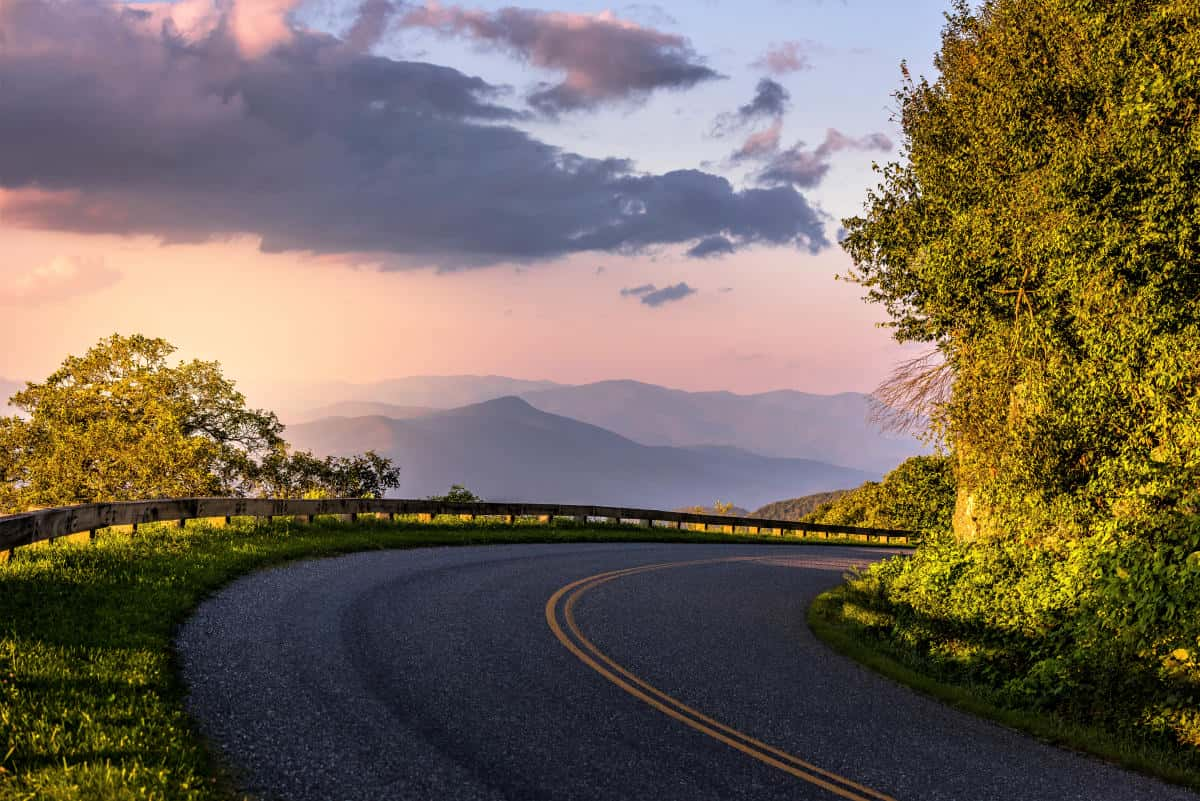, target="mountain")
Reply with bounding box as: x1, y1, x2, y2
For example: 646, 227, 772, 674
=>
519, 380, 923, 473
290, 402, 437, 425
752, 490, 854, 521
263, 375, 565, 423
286, 397, 874, 510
